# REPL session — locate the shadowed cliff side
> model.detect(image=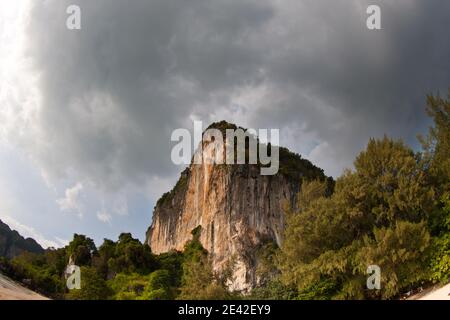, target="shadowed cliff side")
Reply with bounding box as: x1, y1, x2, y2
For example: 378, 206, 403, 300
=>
0, 220, 44, 259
